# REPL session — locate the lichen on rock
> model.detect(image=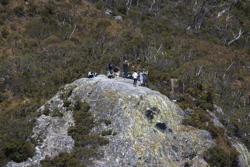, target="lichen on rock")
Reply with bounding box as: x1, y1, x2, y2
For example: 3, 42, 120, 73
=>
69, 75, 215, 167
